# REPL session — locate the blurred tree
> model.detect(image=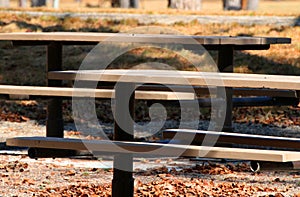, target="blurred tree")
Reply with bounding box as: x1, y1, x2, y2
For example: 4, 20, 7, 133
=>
130, 0, 138, 8
169, 0, 201, 10
246, 0, 259, 10
223, 0, 241, 10
31, 0, 46, 7
223, 0, 259, 10
111, 0, 138, 8
53, 0, 59, 8
241, 0, 247, 9
19, 0, 26, 7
